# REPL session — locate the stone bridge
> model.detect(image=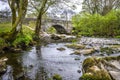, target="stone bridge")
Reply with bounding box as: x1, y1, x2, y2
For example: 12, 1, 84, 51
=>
41, 19, 73, 34
0, 18, 73, 34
